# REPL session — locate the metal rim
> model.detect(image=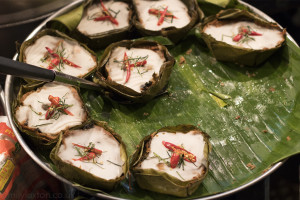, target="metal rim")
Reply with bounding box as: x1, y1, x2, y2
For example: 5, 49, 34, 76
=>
3, 0, 297, 199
